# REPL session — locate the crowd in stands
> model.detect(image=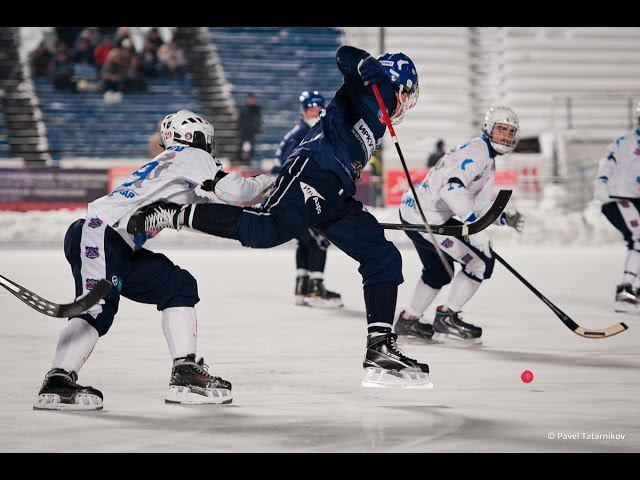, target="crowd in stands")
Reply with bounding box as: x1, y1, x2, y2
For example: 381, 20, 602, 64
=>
29, 27, 187, 98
